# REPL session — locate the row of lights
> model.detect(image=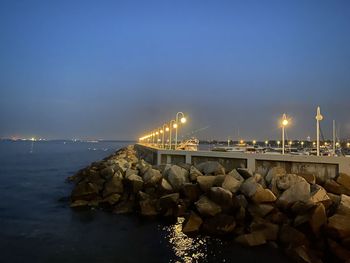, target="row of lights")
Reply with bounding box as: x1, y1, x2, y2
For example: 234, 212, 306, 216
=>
139, 112, 187, 150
